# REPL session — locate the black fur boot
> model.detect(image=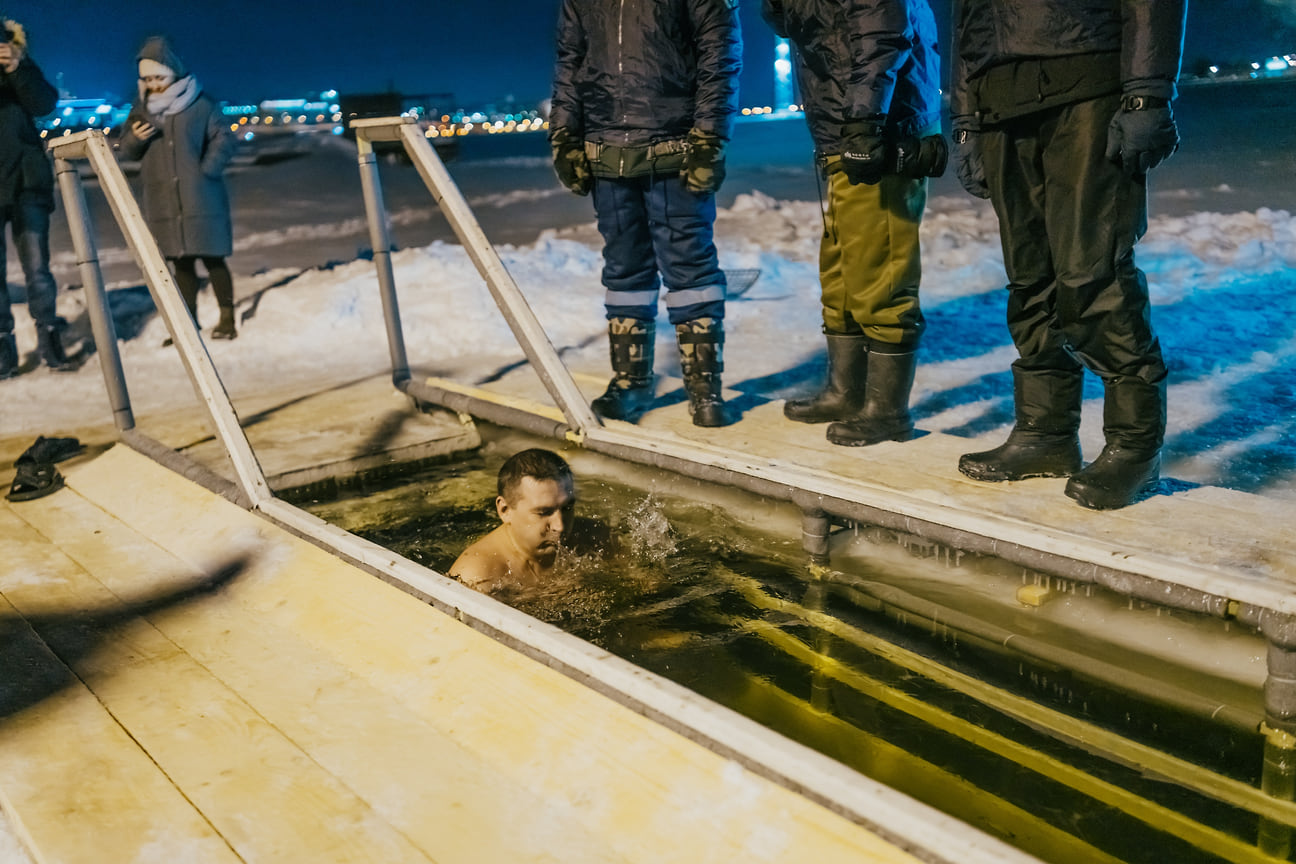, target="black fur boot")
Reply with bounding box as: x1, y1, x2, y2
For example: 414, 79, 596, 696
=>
676, 317, 736, 427
591, 317, 656, 421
